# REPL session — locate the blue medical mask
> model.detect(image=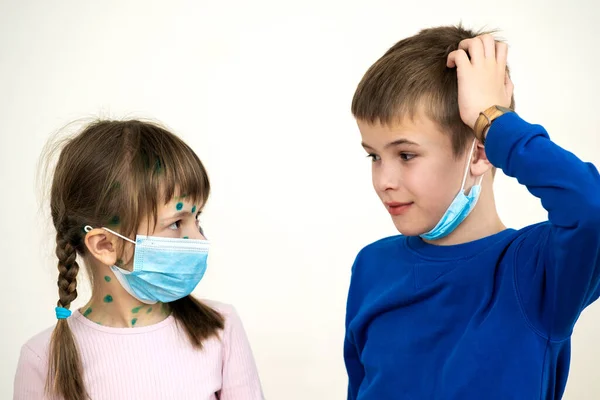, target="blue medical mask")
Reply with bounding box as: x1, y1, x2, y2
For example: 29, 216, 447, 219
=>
84, 225, 209, 304
420, 139, 483, 241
